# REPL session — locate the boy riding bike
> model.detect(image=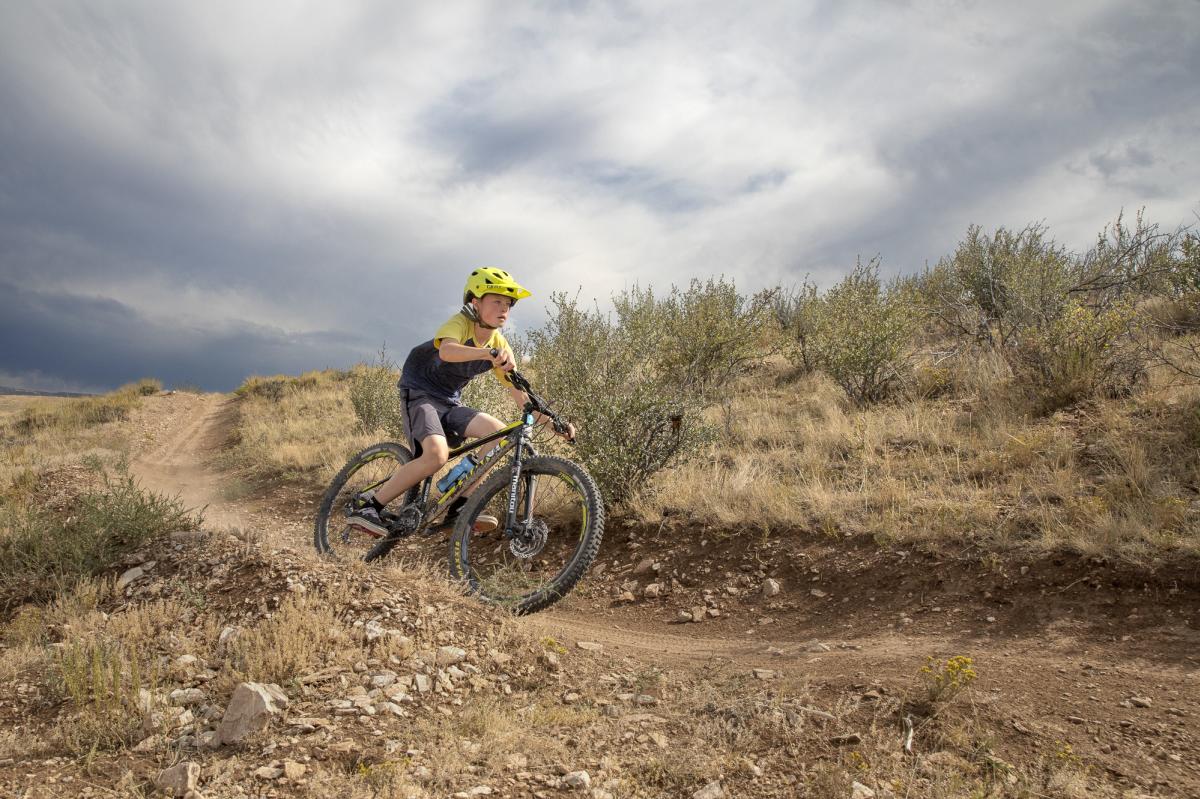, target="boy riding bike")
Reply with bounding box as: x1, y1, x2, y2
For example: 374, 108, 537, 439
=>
348, 267, 576, 536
